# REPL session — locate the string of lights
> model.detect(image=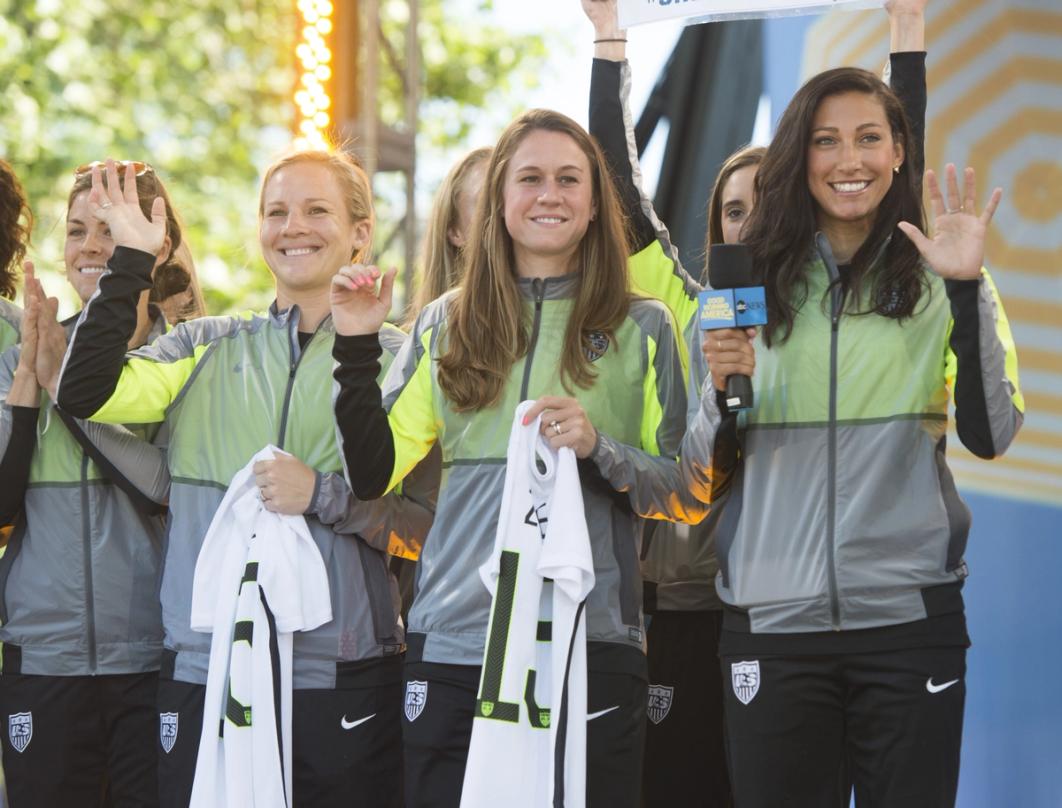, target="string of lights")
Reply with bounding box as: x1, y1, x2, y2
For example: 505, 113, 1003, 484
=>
294, 0, 335, 149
